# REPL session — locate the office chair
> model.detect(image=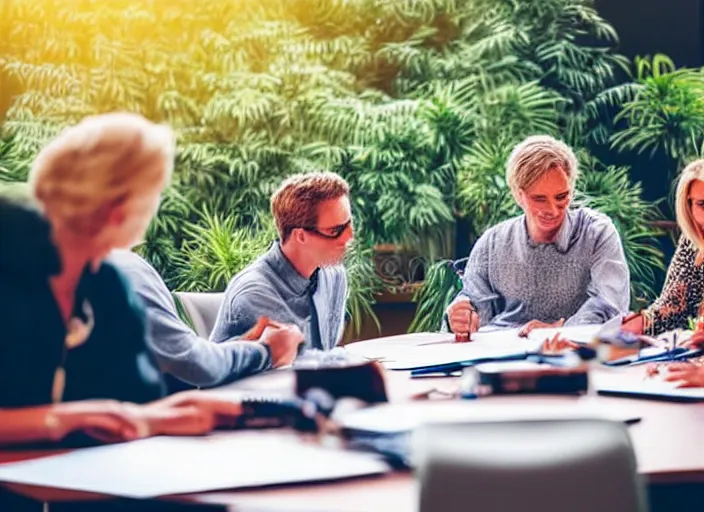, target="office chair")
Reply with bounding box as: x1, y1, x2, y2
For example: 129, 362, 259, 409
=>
415, 419, 647, 512
173, 292, 225, 338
